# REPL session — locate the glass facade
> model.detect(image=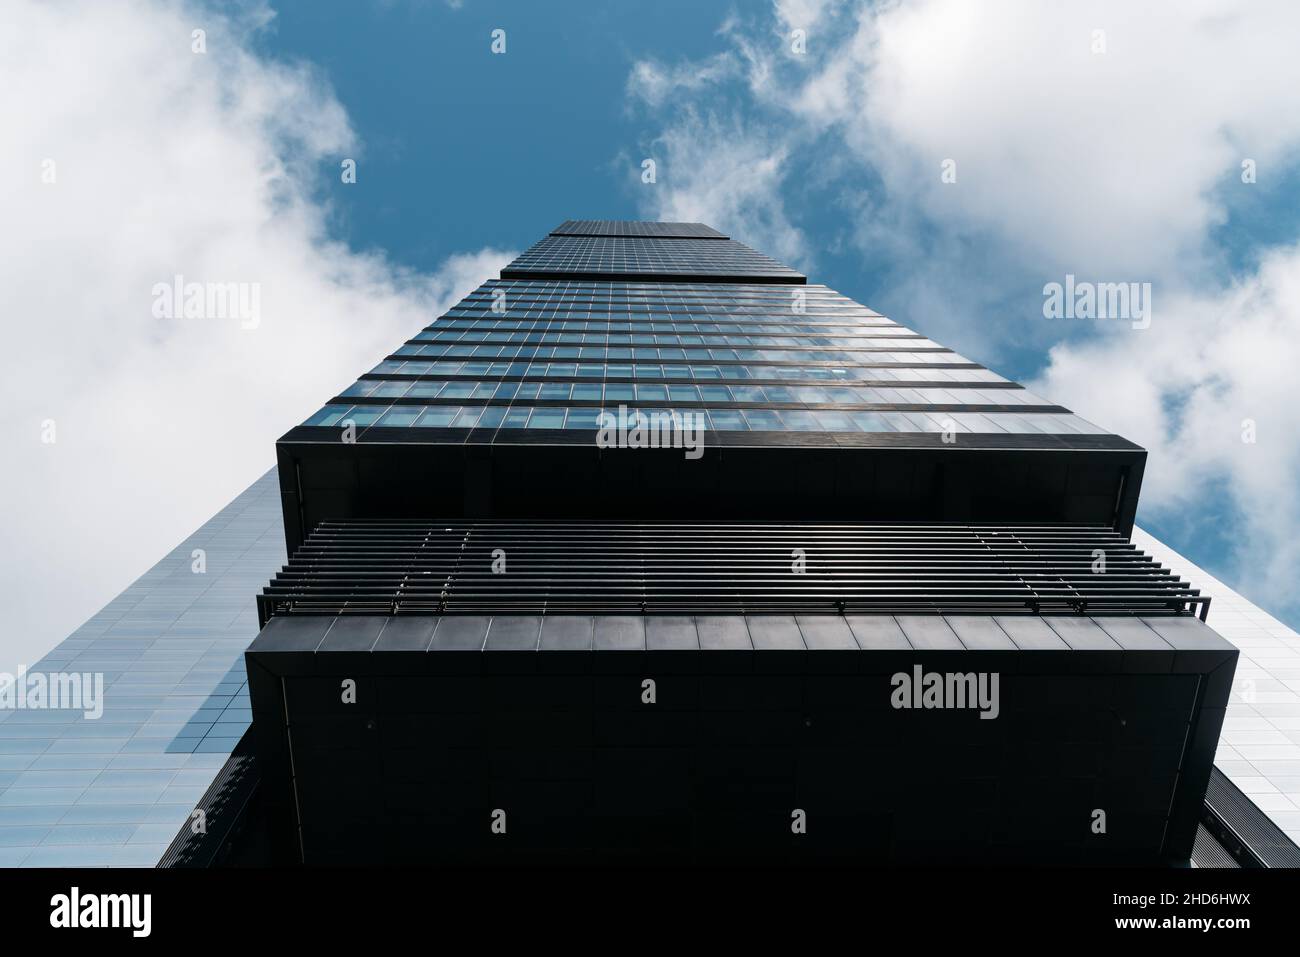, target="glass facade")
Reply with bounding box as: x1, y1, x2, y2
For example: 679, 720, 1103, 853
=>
0, 472, 283, 866
298, 234, 1108, 444
277, 221, 1144, 576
